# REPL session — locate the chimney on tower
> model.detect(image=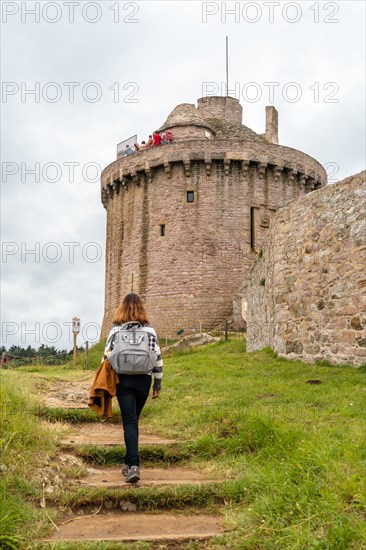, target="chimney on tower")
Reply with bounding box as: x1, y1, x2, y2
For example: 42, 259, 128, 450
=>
265, 106, 279, 144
